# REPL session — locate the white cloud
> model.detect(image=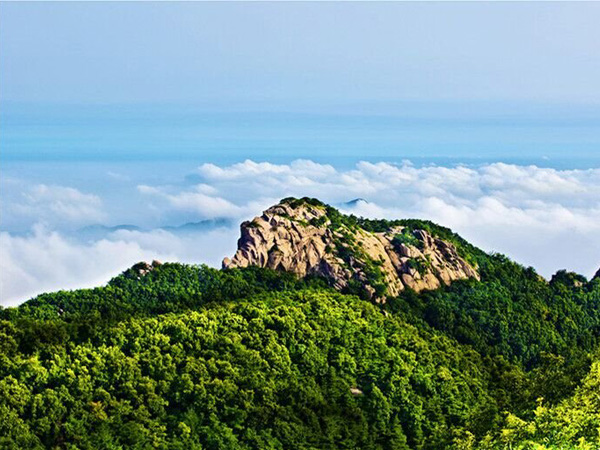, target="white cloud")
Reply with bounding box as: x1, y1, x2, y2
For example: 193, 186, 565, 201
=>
137, 184, 162, 195
189, 159, 600, 278
197, 159, 336, 182
0, 225, 239, 306
137, 184, 274, 221
165, 192, 240, 217
9, 184, 106, 228
2, 159, 600, 306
